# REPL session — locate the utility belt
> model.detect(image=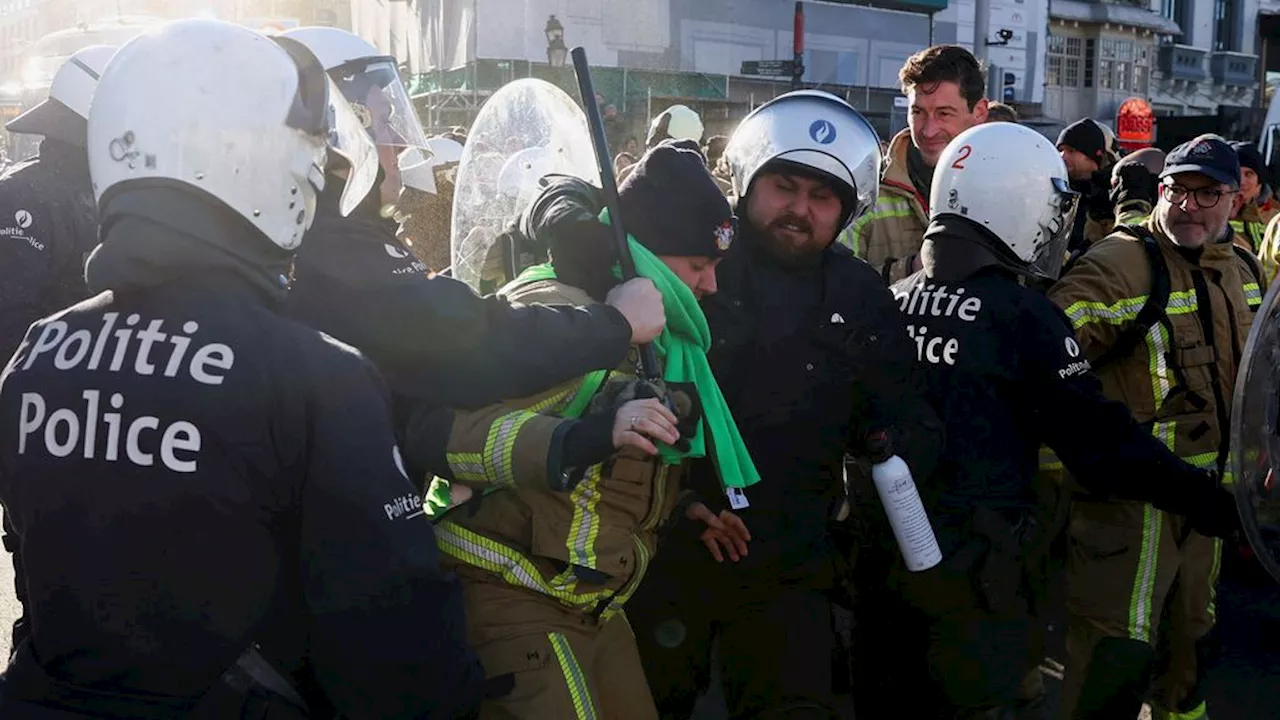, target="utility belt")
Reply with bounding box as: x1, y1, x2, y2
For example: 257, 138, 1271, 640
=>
0, 640, 309, 720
